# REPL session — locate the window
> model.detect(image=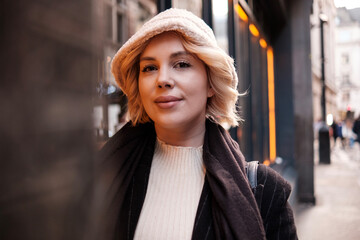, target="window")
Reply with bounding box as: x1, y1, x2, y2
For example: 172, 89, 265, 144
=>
339, 30, 351, 42
117, 13, 123, 43
105, 5, 113, 40
342, 92, 350, 102
341, 53, 349, 64
103, 0, 126, 44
